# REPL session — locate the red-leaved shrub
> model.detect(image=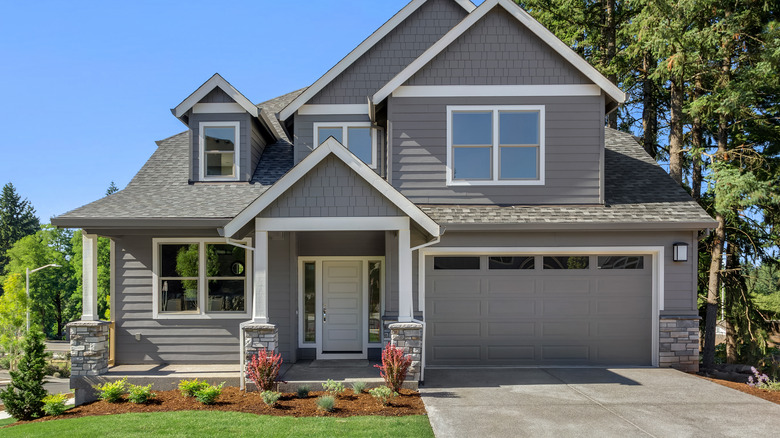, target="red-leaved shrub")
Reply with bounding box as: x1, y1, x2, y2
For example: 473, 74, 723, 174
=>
246, 348, 282, 391
374, 342, 412, 392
